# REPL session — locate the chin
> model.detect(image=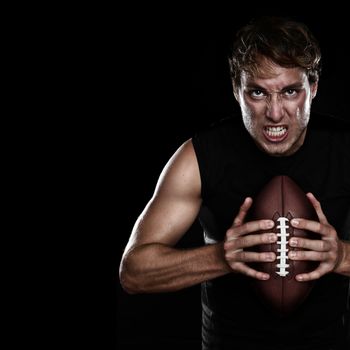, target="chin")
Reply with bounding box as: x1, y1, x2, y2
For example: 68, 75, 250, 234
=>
259, 142, 293, 157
